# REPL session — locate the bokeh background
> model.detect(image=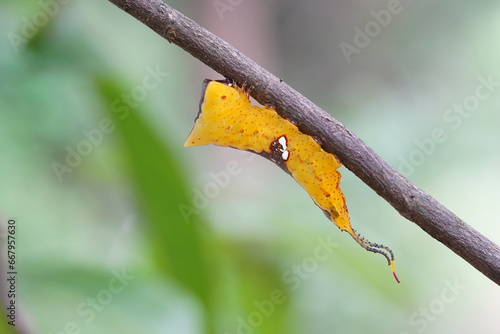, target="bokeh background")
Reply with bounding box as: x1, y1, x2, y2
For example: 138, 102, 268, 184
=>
1, 0, 499, 333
